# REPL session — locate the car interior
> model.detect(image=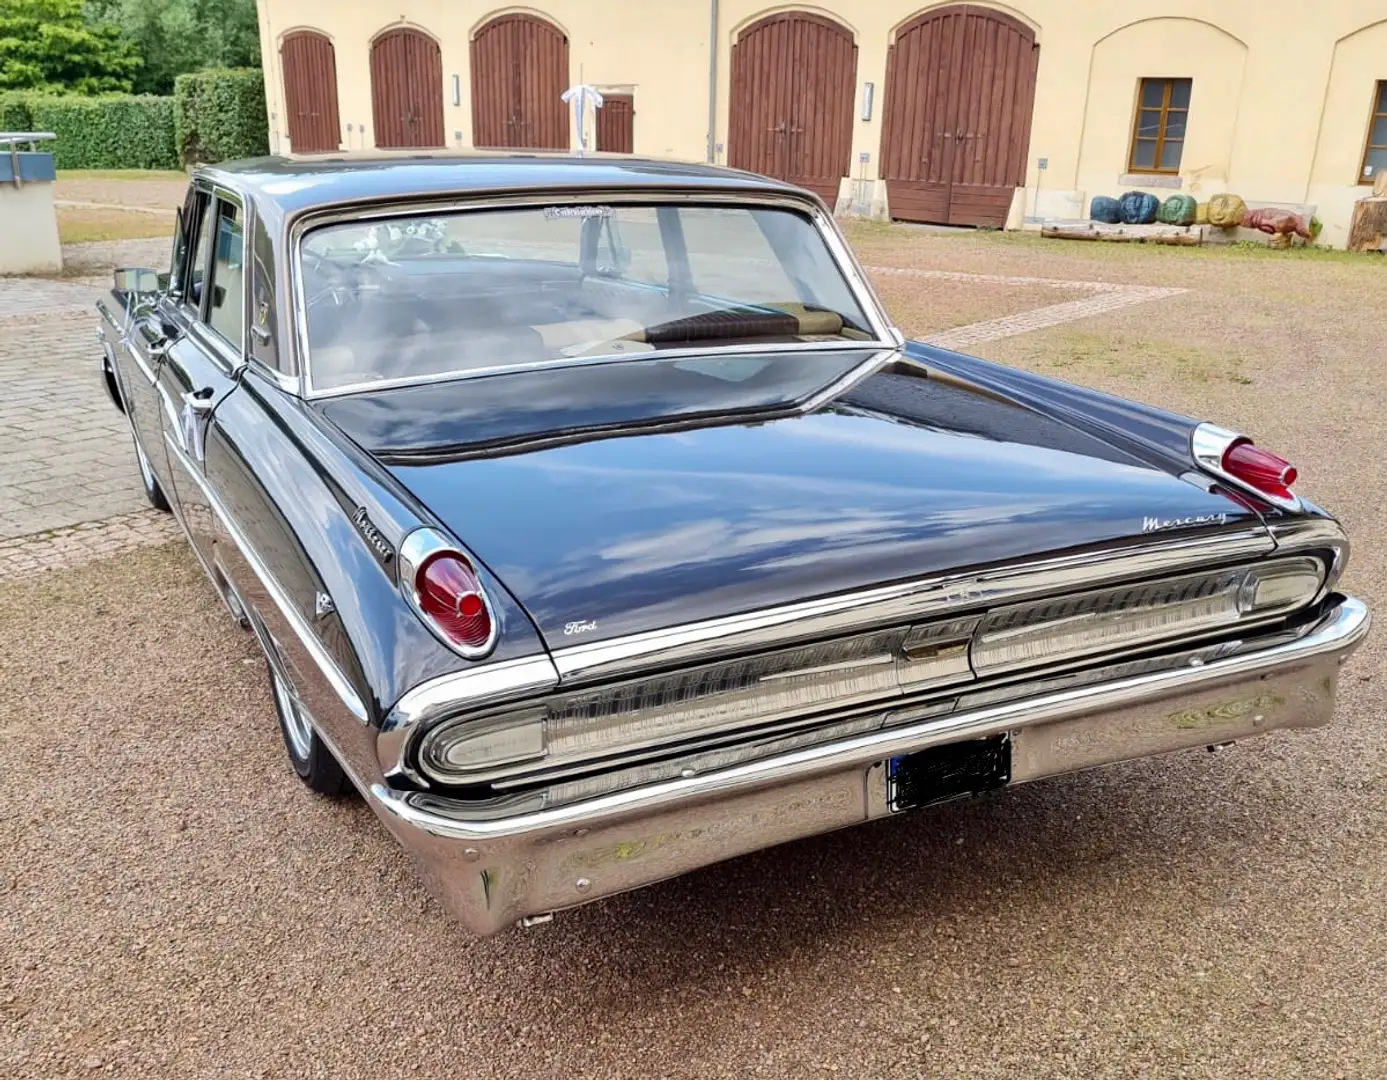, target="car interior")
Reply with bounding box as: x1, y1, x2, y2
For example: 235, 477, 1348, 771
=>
299, 207, 872, 390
